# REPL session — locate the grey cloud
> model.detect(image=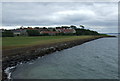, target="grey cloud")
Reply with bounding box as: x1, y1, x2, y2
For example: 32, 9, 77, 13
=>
2, 2, 118, 33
